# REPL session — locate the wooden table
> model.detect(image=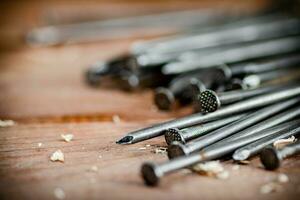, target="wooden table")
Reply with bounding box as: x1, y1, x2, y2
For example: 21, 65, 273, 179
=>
1, 1, 299, 199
